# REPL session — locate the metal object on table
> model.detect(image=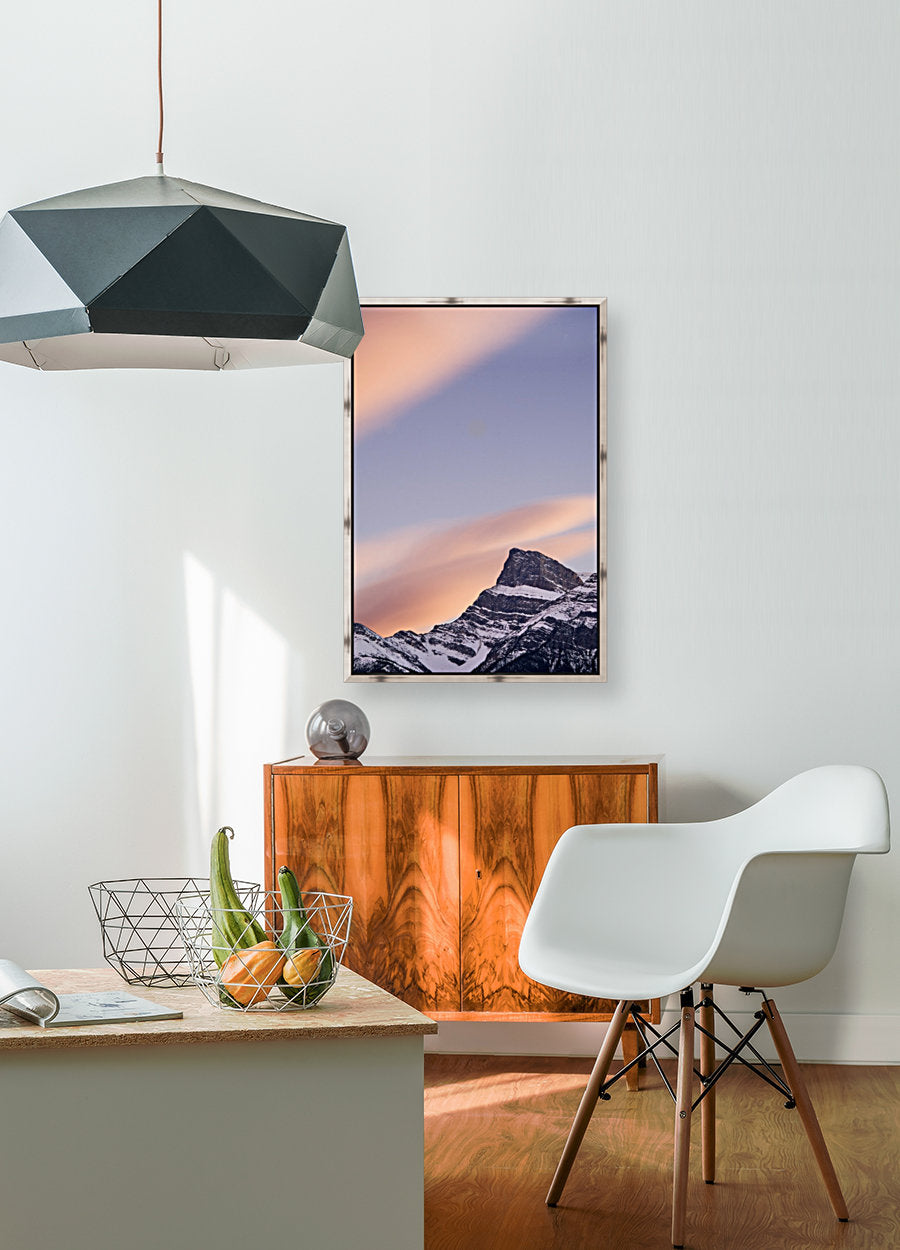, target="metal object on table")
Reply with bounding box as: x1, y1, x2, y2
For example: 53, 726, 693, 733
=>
89, 877, 261, 987
175, 889, 353, 1011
